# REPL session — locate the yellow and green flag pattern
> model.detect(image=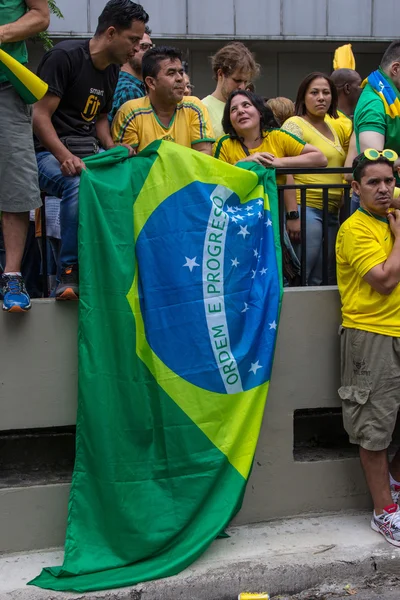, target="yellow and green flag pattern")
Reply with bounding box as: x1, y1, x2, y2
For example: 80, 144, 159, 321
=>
29, 141, 282, 593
